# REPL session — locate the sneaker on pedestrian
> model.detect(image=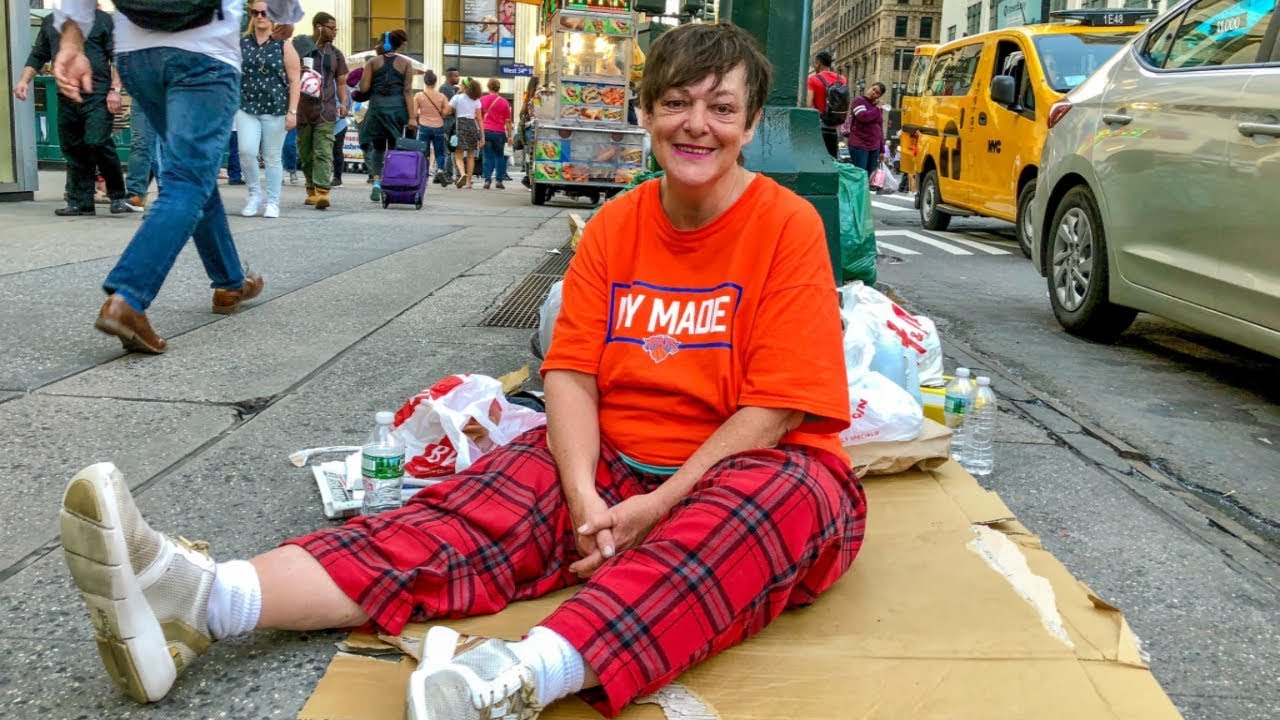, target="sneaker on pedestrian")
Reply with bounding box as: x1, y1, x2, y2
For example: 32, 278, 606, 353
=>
484, 180, 492, 190
289, 171, 298, 185
405, 627, 543, 720
331, 179, 343, 188
370, 182, 382, 202
228, 179, 246, 186
263, 203, 280, 219
60, 462, 216, 703
241, 194, 262, 217
496, 182, 505, 190
55, 204, 95, 217
110, 199, 132, 214
125, 196, 147, 213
